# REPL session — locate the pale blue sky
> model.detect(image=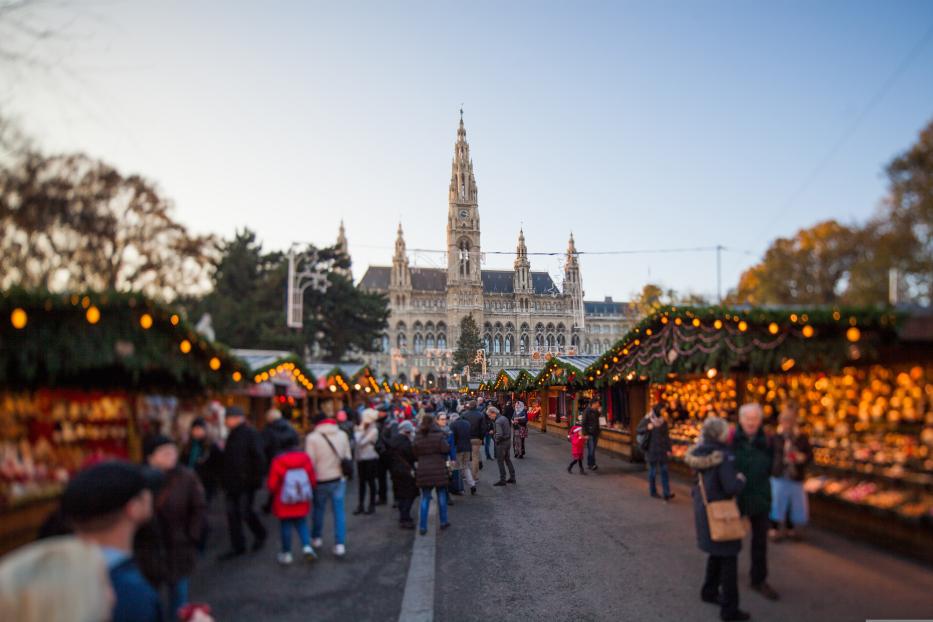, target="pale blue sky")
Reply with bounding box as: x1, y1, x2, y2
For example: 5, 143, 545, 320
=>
4, 1, 933, 301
